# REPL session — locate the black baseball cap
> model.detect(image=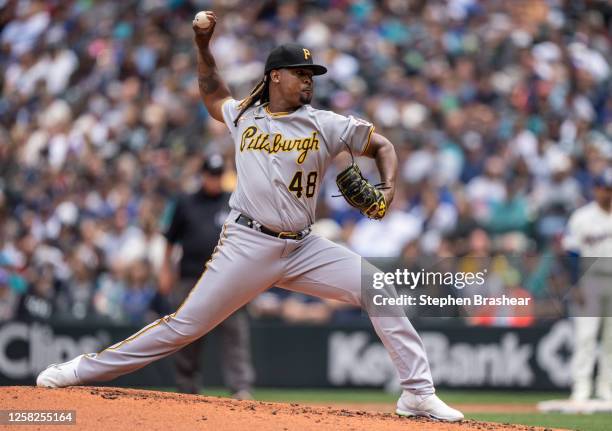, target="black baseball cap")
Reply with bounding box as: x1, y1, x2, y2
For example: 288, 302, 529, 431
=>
201, 154, 225, 176
264, 43, 327, 76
